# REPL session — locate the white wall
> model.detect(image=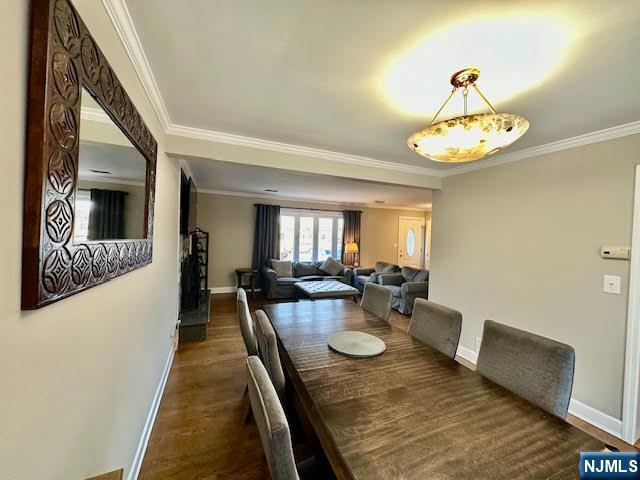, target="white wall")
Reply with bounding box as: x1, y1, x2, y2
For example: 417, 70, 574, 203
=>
430, 134, 640, 420
0, 1, 179, 478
